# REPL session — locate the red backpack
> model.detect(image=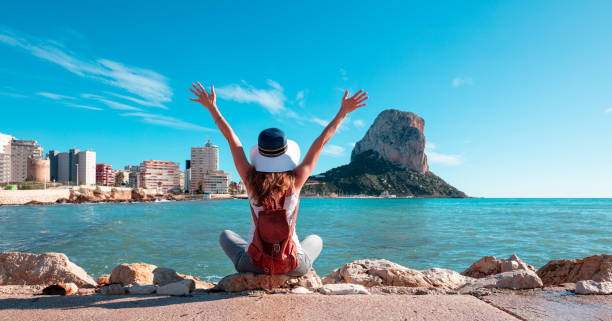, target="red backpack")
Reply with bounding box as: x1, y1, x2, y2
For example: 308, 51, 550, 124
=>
247, 194, 299, 275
